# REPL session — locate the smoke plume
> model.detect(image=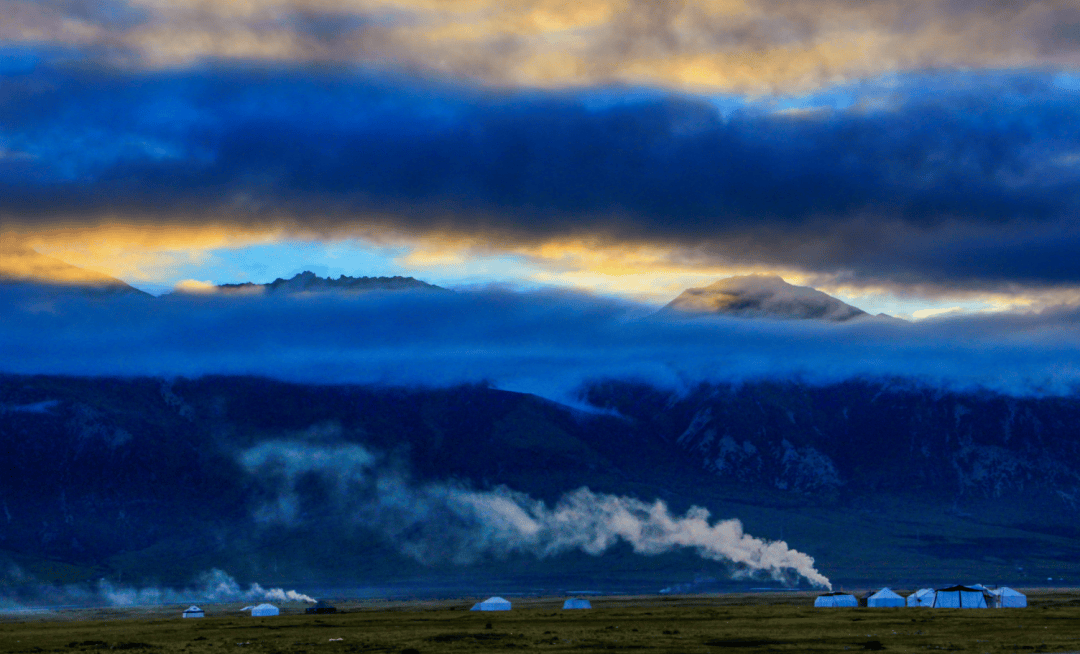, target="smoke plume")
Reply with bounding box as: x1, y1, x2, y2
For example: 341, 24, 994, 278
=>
97, 569, 316, 606
0, 565, 314, 610
240, 442, 831, 589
